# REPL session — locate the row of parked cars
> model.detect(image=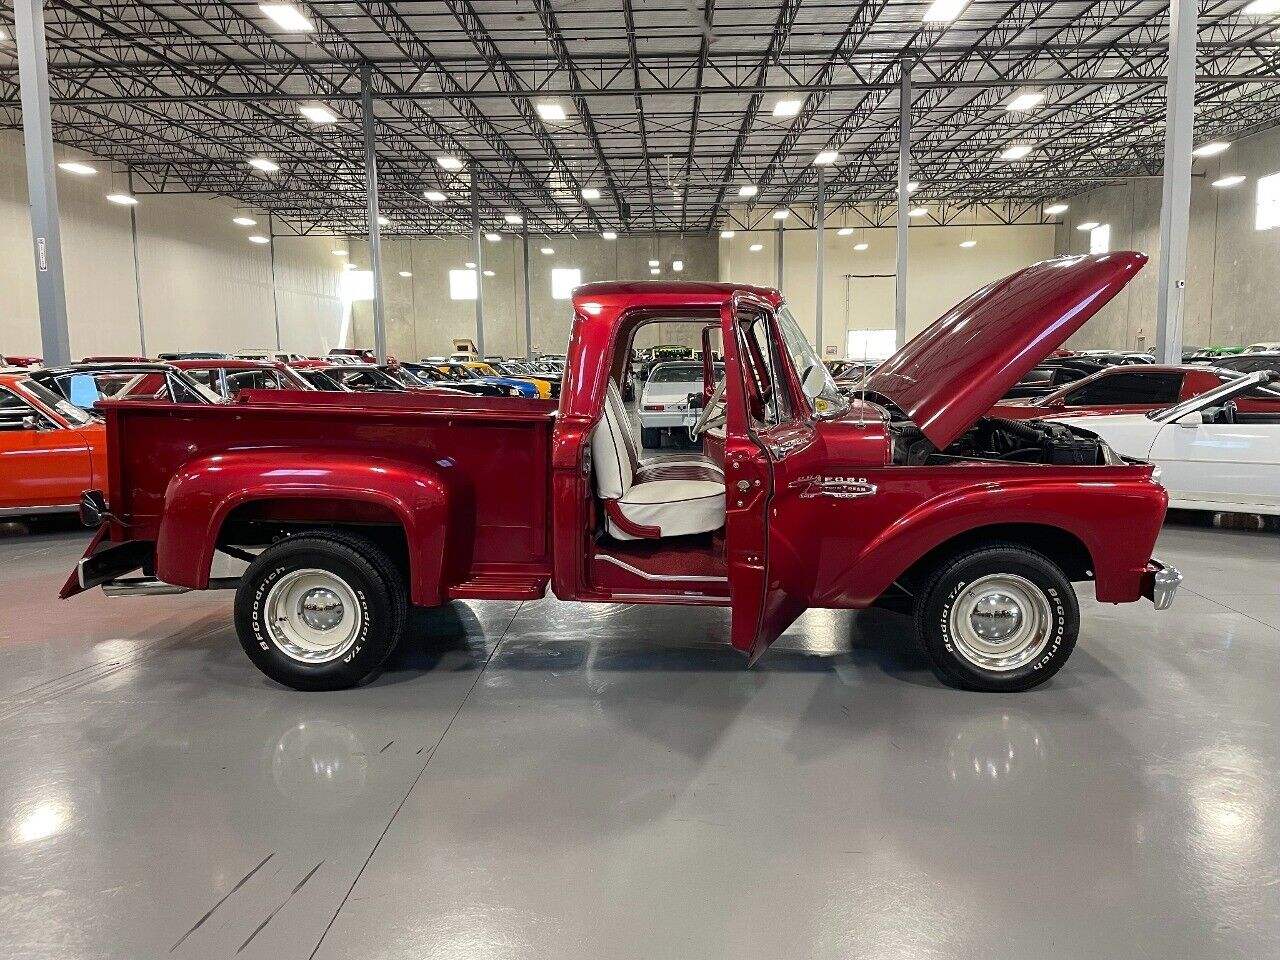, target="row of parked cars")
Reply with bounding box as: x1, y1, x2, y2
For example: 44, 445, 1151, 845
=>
0, 348, 567, 519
